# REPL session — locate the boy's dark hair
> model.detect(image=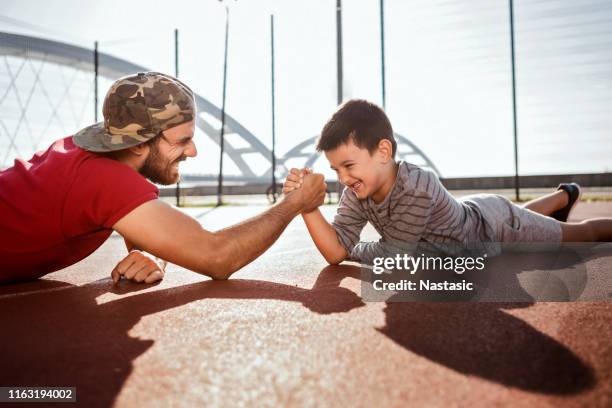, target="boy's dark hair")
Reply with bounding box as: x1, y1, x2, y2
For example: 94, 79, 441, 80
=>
316, 99, 396, 157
